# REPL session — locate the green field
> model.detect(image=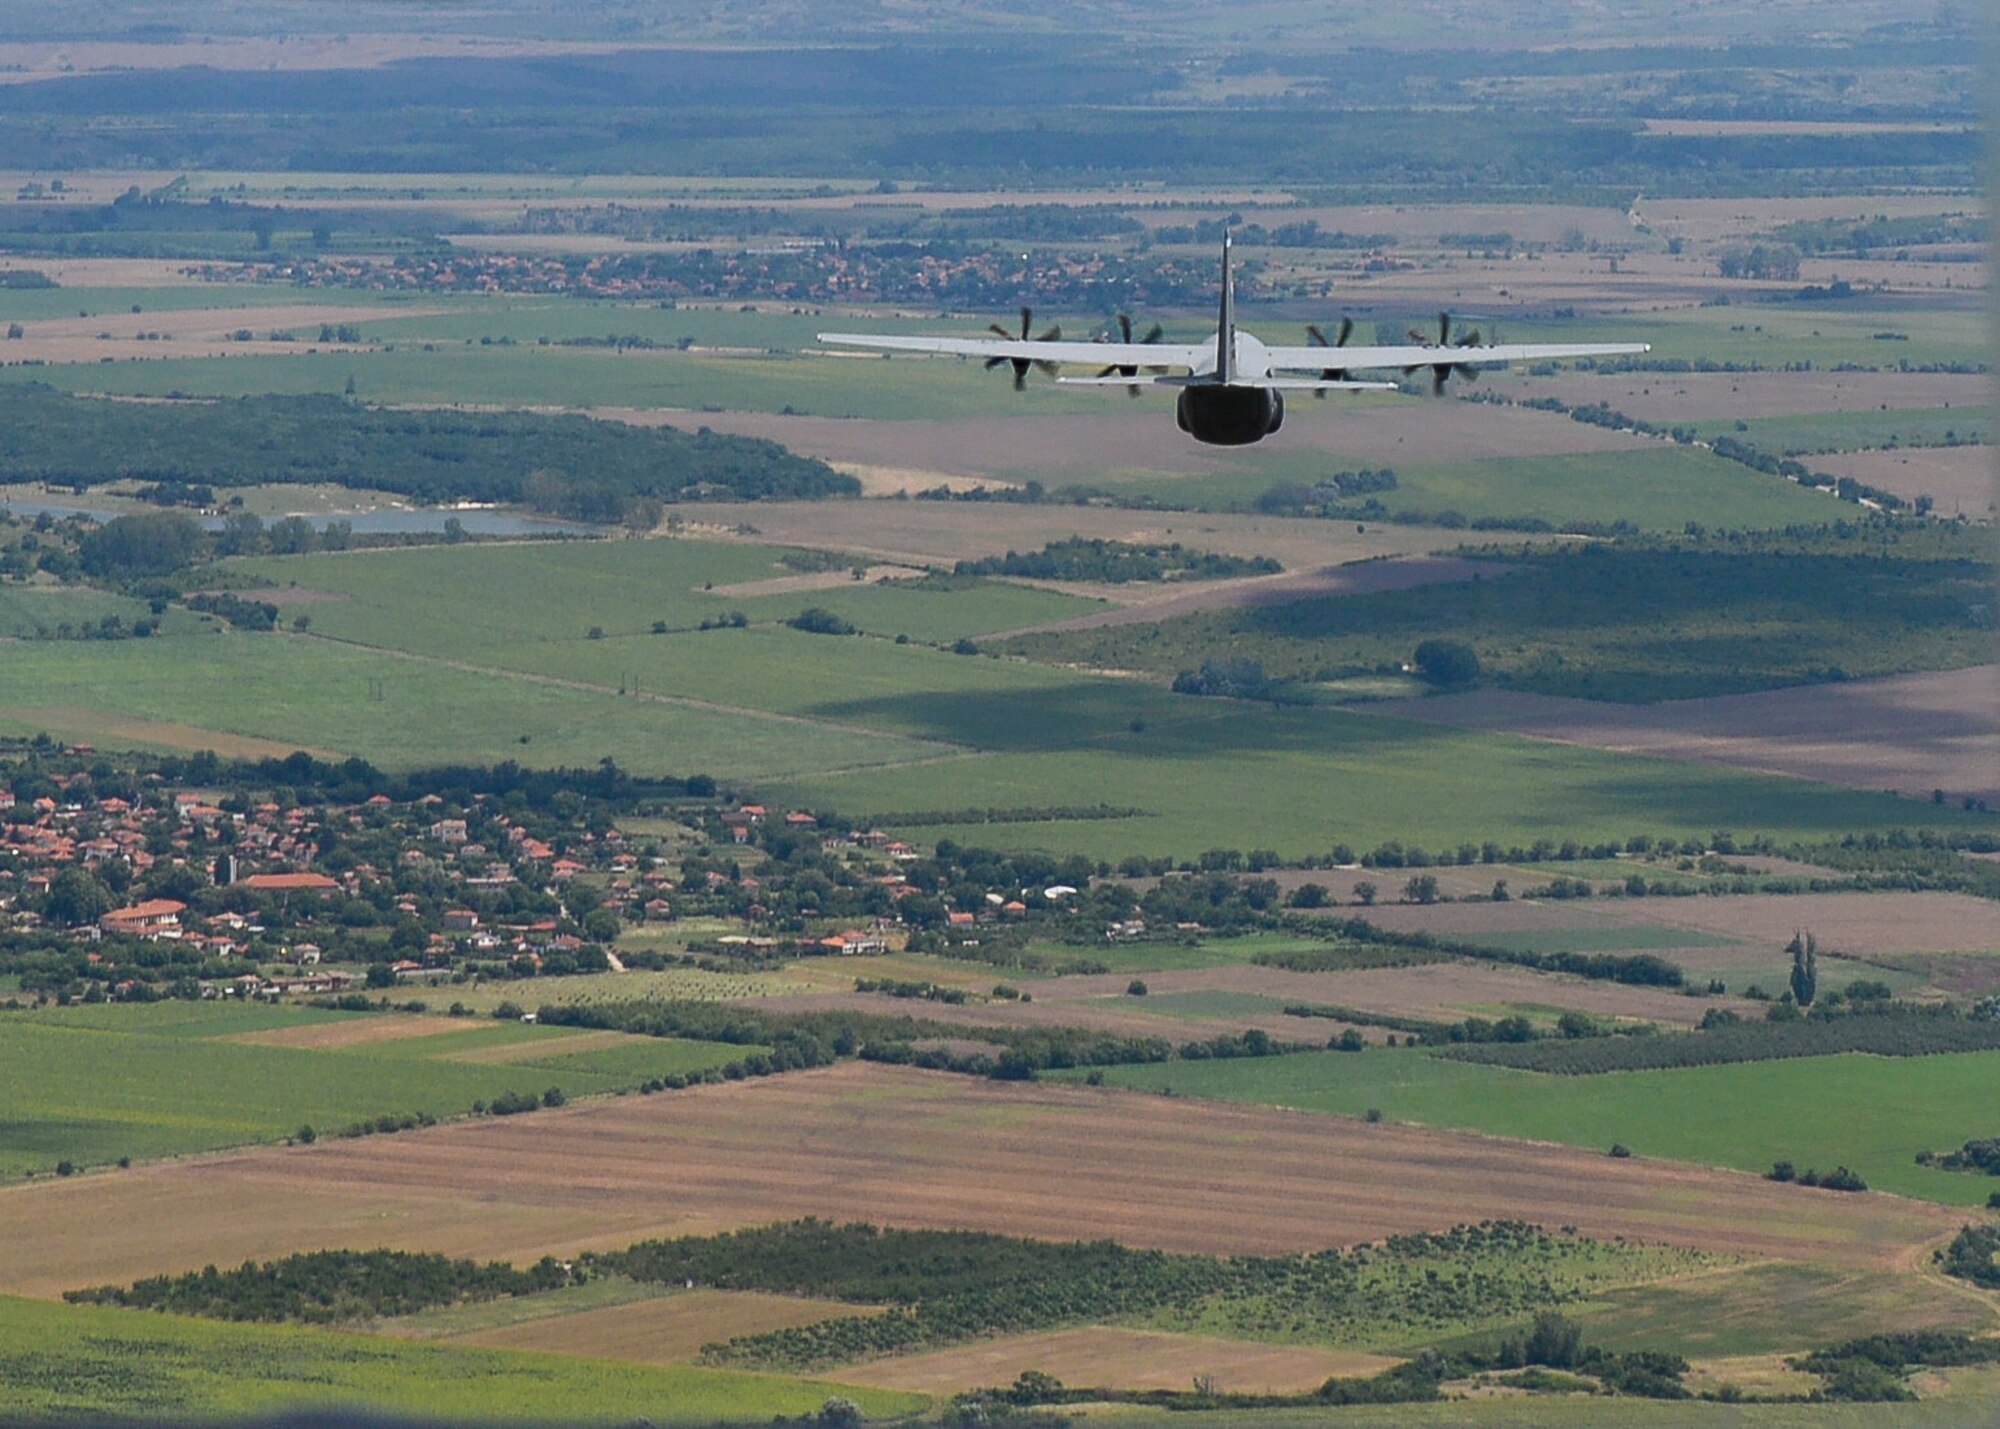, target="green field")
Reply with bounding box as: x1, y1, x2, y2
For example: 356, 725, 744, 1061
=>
776, 700, 1992, 859
0, 632, 945, 778
1566, 1260, 1995, 1360
1083, 1046, 2000, 1204
1696, 409, 1987, 456
6, 533, 1990, 859
0, 1293, 918, 1421
1134, 1381, 2000, 1429
1082, 446, 1835, 532
1066, 933, 1362, 975
1000, 537, 1994, 702
0, 586, 201, 641
0, 340, 1132, 421
229, 539, 1101, 651
0, 1004, 752, 1178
